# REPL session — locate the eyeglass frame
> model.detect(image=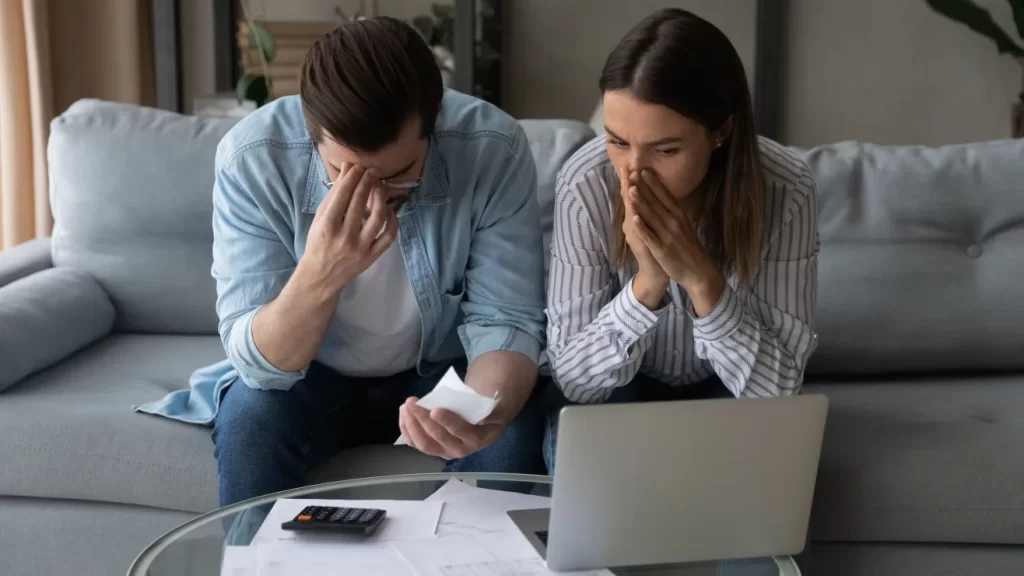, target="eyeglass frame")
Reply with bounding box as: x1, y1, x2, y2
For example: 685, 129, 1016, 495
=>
319, 174, 424, 191
317, 139, 430, 193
